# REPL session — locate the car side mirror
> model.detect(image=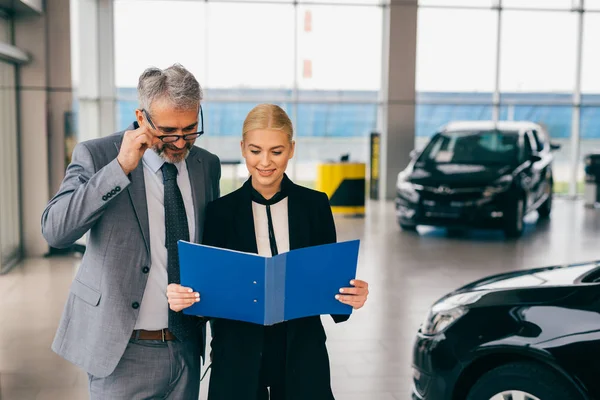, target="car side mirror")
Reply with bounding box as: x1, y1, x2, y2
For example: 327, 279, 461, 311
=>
410, 149, 420, 159
550, 142, 561, 151
530, 154, 542, 163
